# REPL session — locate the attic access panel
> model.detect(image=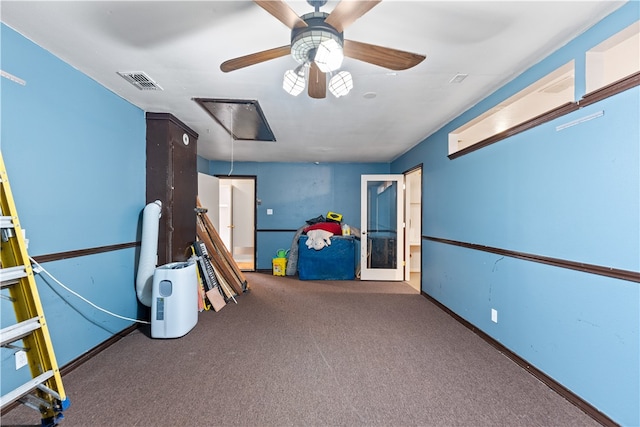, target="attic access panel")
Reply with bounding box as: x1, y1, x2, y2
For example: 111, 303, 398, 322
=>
194, 98, 276, 142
